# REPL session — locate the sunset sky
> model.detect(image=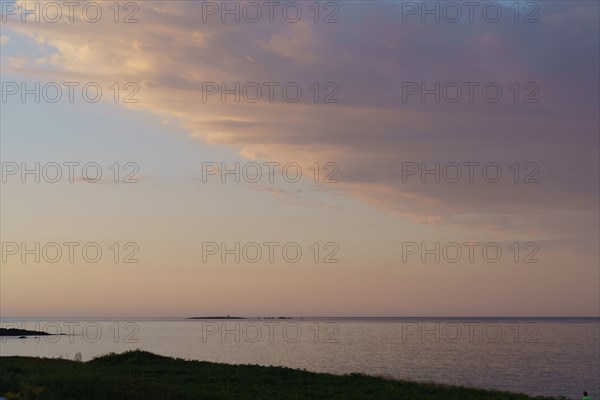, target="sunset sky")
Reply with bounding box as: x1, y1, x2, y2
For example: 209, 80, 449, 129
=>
1, 0, 598, 317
